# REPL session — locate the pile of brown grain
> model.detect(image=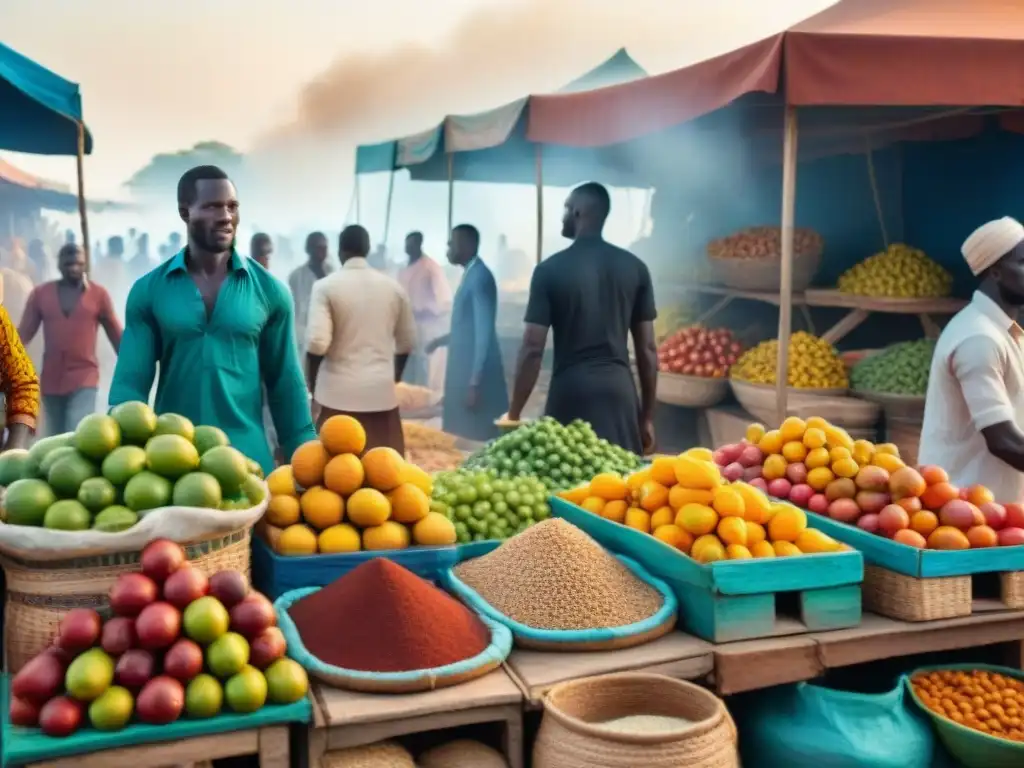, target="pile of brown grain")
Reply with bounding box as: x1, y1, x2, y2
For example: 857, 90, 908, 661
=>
453, 519, 663, 631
